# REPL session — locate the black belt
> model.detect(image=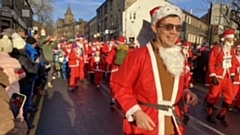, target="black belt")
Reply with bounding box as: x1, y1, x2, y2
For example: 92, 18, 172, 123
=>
138, 101, 189, 126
